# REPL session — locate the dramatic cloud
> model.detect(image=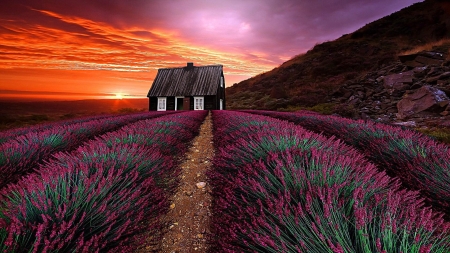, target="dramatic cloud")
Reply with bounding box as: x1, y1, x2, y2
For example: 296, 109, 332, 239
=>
0, 0, 422, 99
